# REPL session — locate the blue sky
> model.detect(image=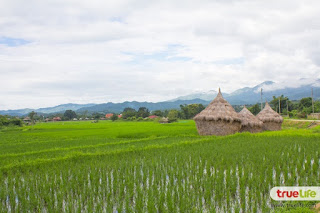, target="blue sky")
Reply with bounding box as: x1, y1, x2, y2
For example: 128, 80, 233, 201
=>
0, 37, 30, 47
0, 0, 320, 110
